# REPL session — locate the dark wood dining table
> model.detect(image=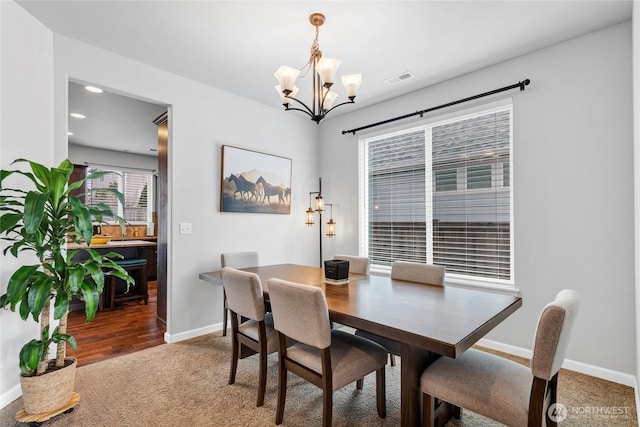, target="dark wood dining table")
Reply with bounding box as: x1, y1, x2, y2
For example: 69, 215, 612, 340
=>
199, 263, 522, 427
